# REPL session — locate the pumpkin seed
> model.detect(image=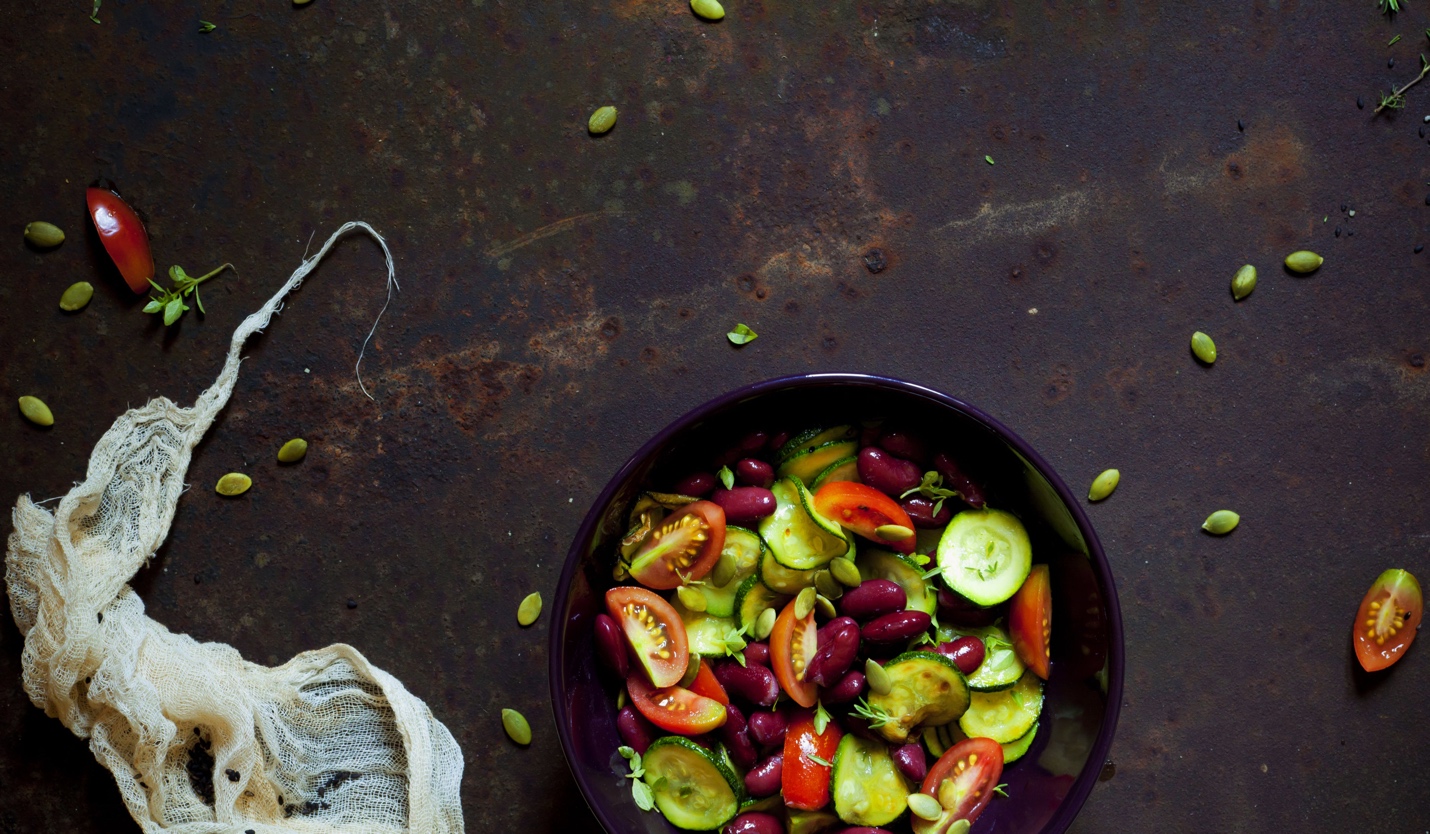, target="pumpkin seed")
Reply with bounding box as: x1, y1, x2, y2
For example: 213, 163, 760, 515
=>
1191, 331, 1217, 365
815, 594, 837, 618
501, 708, 532, 745
616, 688, 628, 710
753, 607, 777, 640
677, 584, 707, 613
680, 654, 701, 687
907, 792, 943, 821
24, 221, 64, 248
814, 569, 843, 600
517, 592, 543, 626
1088, 469, 1120, 502
17, 396, 54, 426
1202, 510, 1240, 535
1231, 264, 1257, 300
865, 658, 892, 695
1284, 250, 1323, 274
711, 551, 737, 588
948, 822, 971, 834
874, 523, 914, 541
277, 438, 308, 463
588, 105, 618, 135
690, 0, 725, 20
830, 556, 862, 587
215, 473, 252, 496
58, 282, 94, 311
794, 586, 816, 620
